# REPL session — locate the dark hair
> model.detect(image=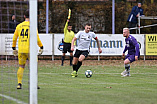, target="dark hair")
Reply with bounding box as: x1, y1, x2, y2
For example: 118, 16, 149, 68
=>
68, 22, 72, 26
11, 14, 15, 17
85, 23, 91, 26
24, 9, 29, 18
11, 14, 15, 19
